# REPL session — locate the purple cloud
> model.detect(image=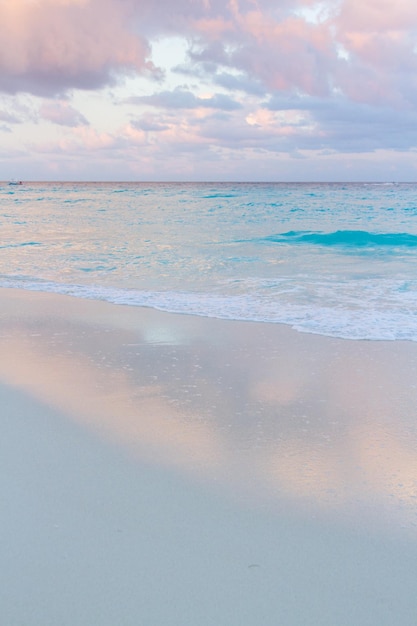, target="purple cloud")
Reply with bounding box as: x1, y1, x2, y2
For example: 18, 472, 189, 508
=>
131, 116, 170, 132
2, 0, 417, 114
213, 72, 266, 96
128, 88, 242, 110
40, 101, 89, 127
0, 0, 156, 96
0, 110, 21, 124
